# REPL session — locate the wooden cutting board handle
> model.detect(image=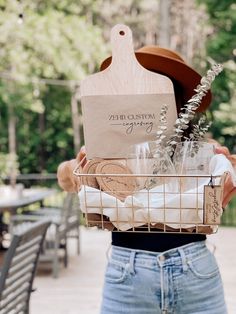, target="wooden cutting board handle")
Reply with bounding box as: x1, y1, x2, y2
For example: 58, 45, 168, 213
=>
80, 24, 175, 97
